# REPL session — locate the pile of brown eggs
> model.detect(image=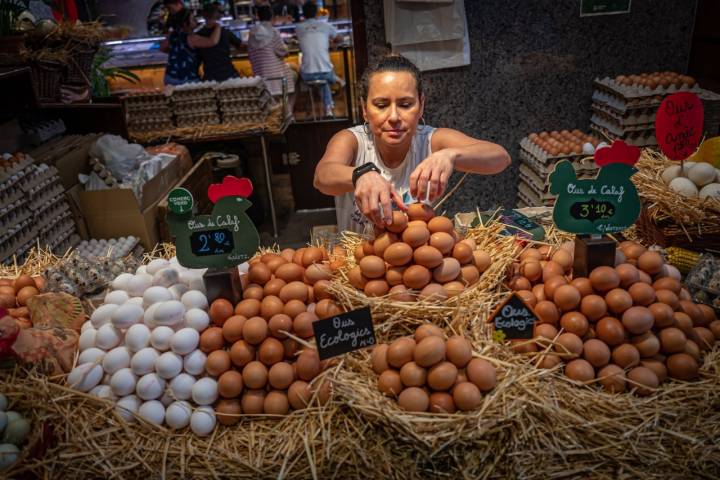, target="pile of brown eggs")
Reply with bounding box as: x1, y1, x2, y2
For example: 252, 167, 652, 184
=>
614, 72, 696, 89
0, 274, 45, 329
197, 248, 341, 423
350, 204, 493, 302
527, 130, 603, 157
371, 324, 497, 413
508, 241, 720, 396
